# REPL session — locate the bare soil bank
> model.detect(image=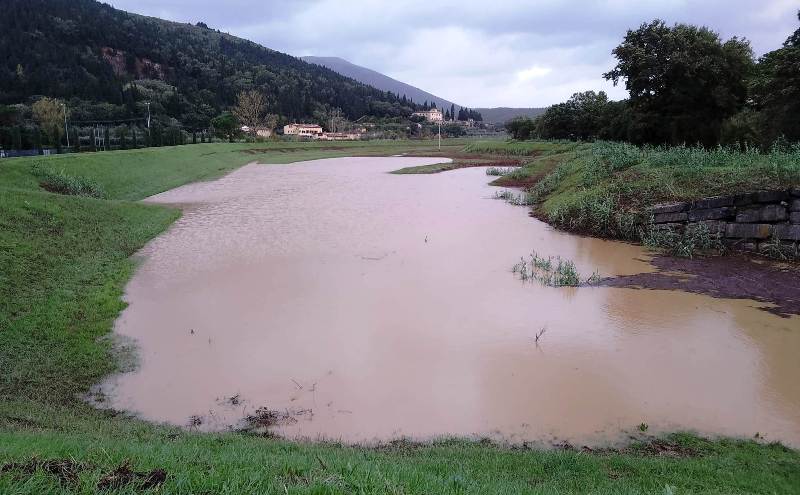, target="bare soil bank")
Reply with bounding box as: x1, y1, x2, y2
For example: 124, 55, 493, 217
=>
601, 254, 800, 318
